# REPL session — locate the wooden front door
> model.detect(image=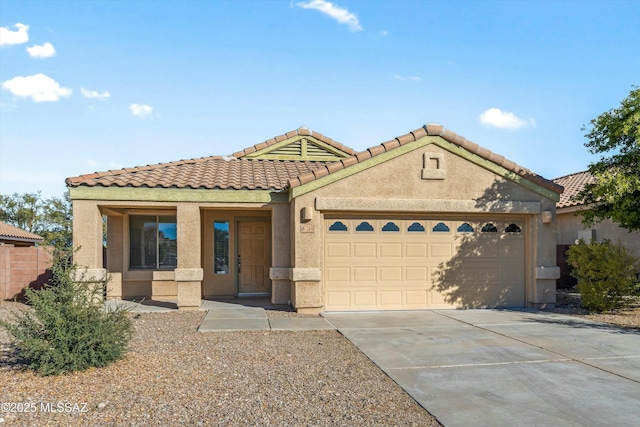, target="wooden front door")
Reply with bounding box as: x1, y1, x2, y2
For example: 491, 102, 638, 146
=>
237, 221, 271, 295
